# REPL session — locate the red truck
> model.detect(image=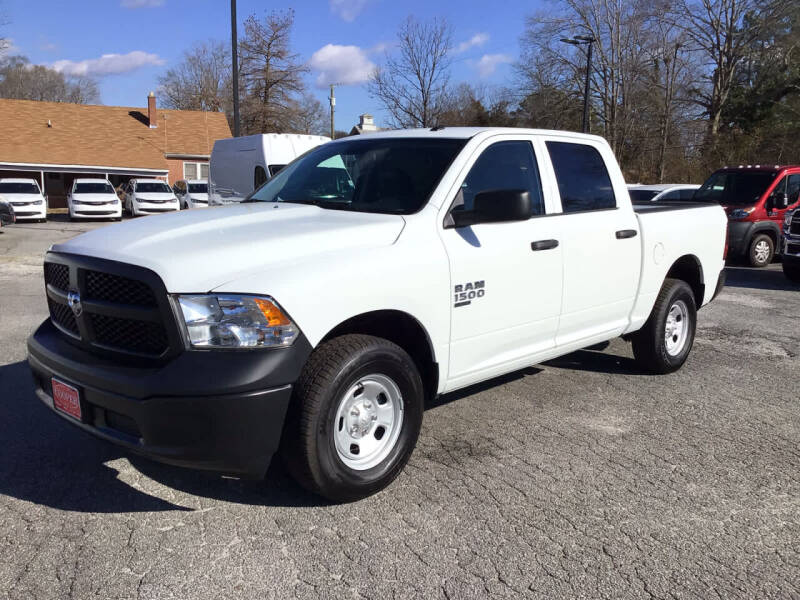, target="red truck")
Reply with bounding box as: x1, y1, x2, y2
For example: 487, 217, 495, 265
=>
694, 165, 800, 267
